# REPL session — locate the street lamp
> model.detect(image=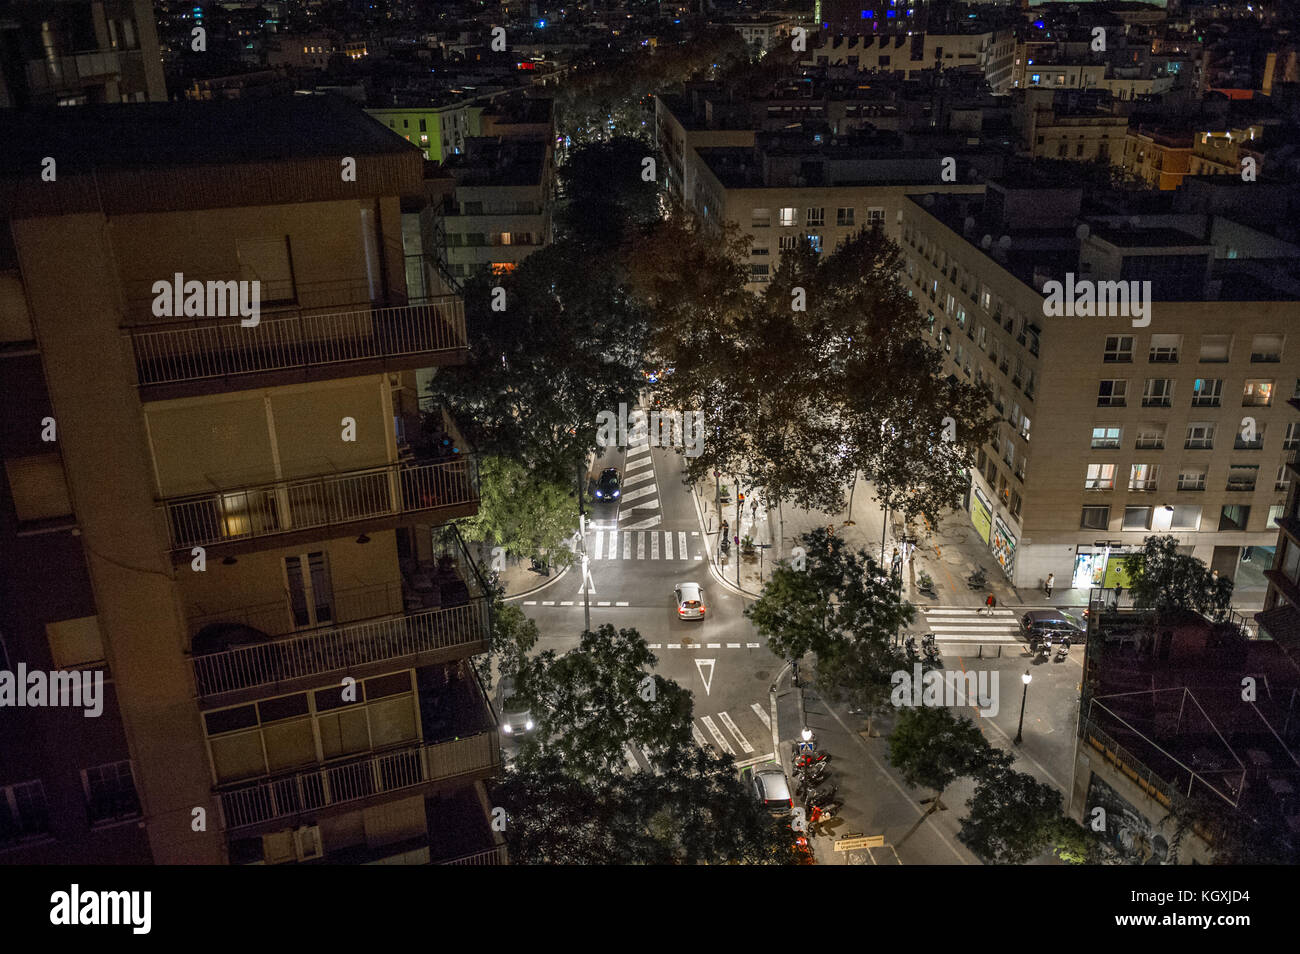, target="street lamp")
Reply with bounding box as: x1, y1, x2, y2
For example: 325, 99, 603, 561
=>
1014, 670, 1032, 745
